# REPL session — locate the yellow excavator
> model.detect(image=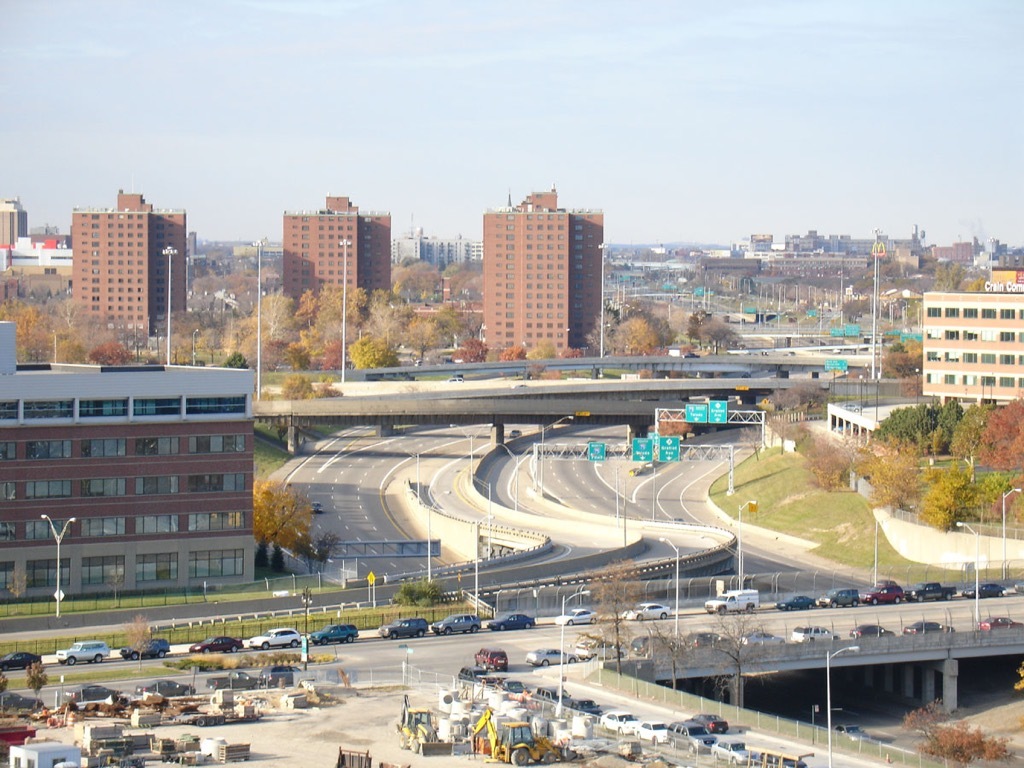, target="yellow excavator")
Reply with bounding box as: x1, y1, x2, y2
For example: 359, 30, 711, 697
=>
471, 708, 575, 765
397, 694, 449, 755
